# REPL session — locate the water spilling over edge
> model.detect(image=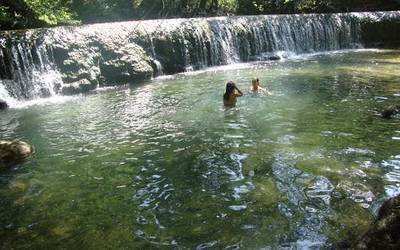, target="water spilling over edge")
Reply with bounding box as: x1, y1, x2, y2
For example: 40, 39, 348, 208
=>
0, 11, 399, 105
